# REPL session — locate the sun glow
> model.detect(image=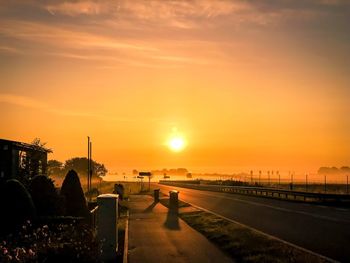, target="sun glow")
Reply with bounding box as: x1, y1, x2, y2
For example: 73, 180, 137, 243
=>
168, 136, 186, 152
